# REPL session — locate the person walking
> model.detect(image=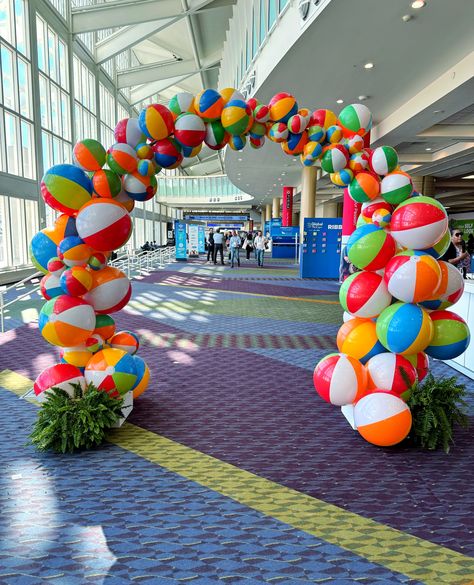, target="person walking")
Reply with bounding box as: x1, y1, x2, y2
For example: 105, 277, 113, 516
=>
243, 232, 253, 260
212, 228, 224, 265
229, 230, 241, 268
206, 228, 214, 262
254, 230, 267, 267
